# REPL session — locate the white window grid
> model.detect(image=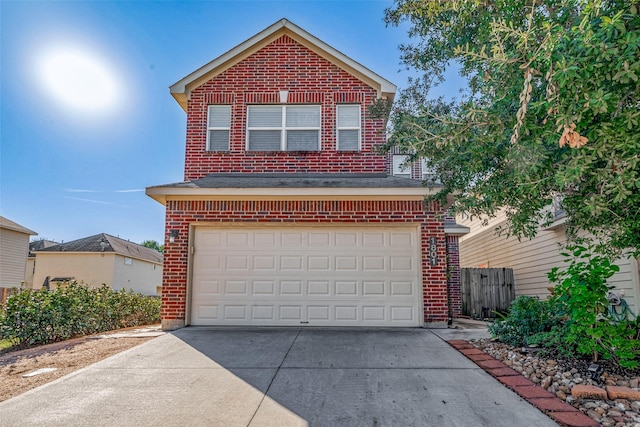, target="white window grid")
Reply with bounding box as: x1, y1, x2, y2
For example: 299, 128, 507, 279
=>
336, 104, 361, 151
206, 105, 231, 151
393, 154, 412, 177
246, 105, 321, 151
